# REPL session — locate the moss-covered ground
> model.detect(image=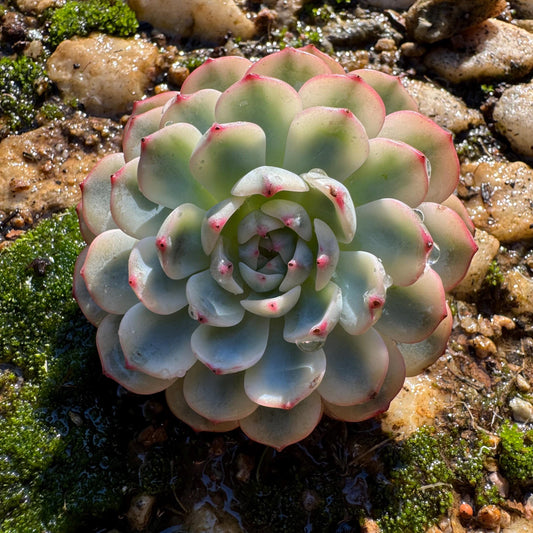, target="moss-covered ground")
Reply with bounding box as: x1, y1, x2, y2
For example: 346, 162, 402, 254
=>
0, 210, 136, 531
